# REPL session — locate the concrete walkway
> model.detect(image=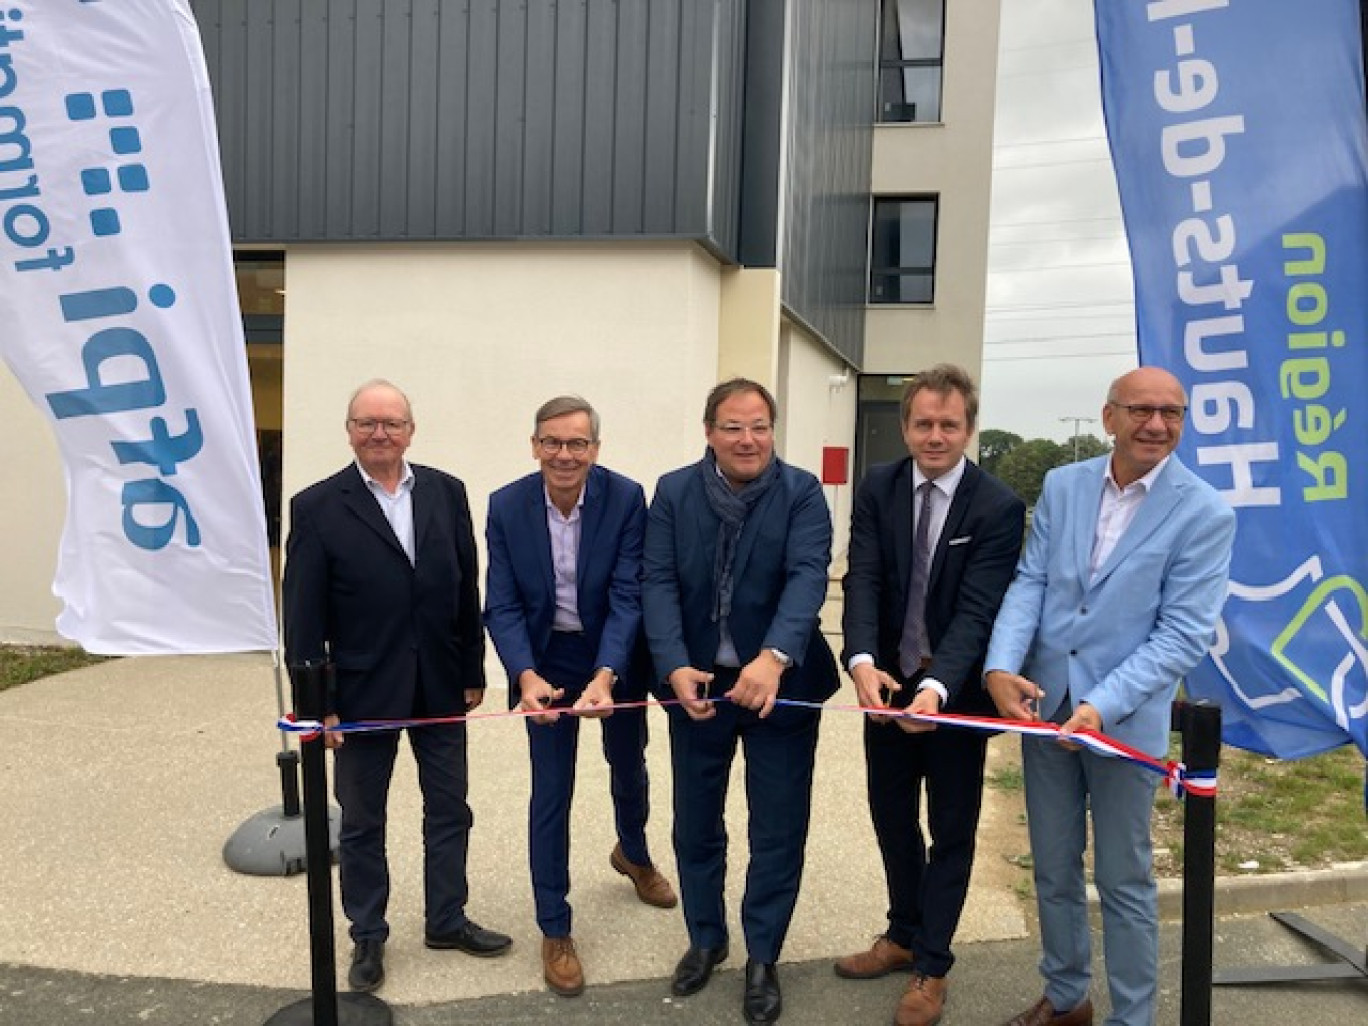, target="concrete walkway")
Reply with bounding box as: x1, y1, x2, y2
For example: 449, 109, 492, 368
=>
1, 651, 1364, 1024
